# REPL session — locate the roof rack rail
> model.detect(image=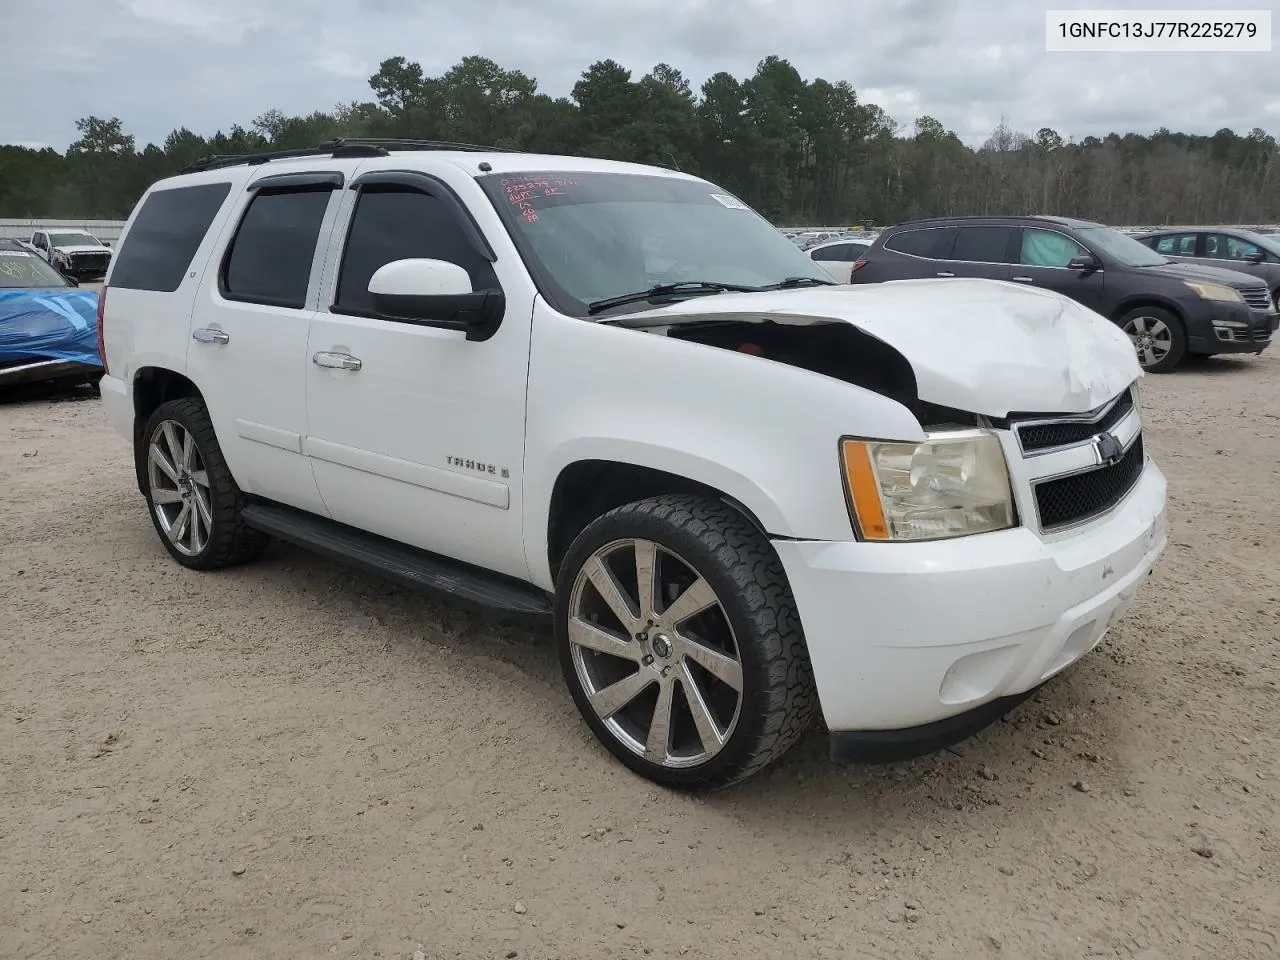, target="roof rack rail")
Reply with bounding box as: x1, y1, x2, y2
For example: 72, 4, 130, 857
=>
180, 136, 516, 174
